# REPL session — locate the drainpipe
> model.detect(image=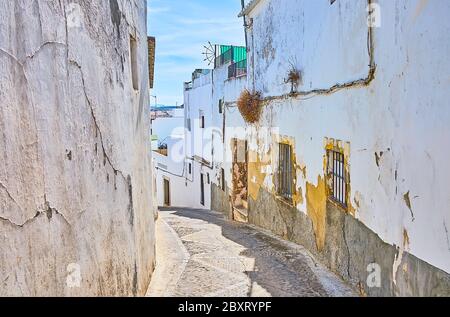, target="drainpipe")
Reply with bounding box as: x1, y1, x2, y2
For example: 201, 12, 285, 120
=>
241, 0, 248, 49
